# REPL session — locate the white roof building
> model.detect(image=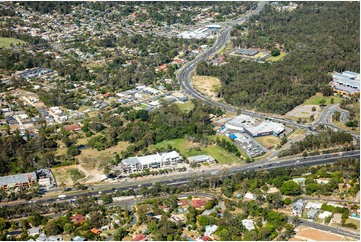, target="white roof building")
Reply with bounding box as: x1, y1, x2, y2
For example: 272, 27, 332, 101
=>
305, 201, 323, 210
244, 192, 256, 200
204, 225, 218, 236
242, 219, 255, 231
121, 151, 183, 173
319, 211, 333, 219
